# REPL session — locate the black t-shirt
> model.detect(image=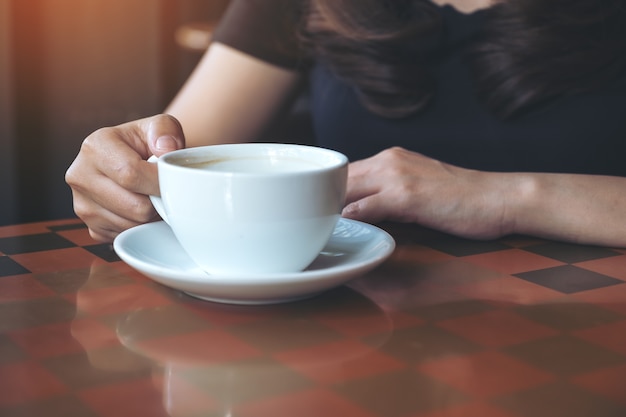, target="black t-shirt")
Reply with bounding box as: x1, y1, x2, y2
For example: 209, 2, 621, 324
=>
213, 0, 626, 175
